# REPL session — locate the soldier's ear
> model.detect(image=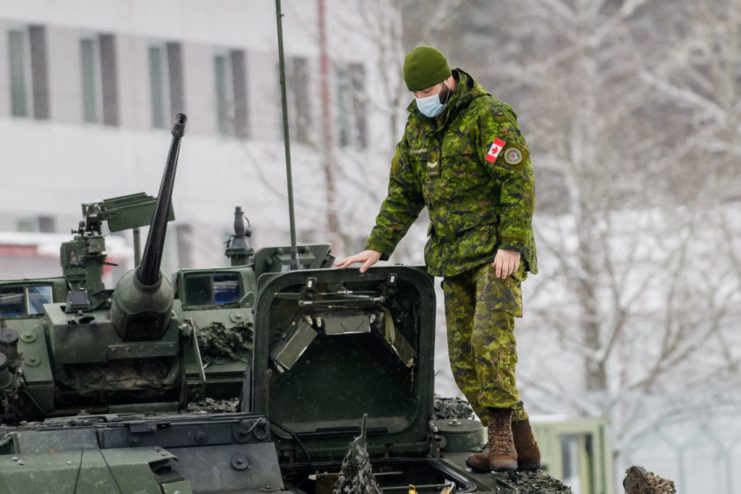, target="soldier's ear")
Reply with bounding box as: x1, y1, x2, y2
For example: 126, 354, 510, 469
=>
444, 75, 456, 91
